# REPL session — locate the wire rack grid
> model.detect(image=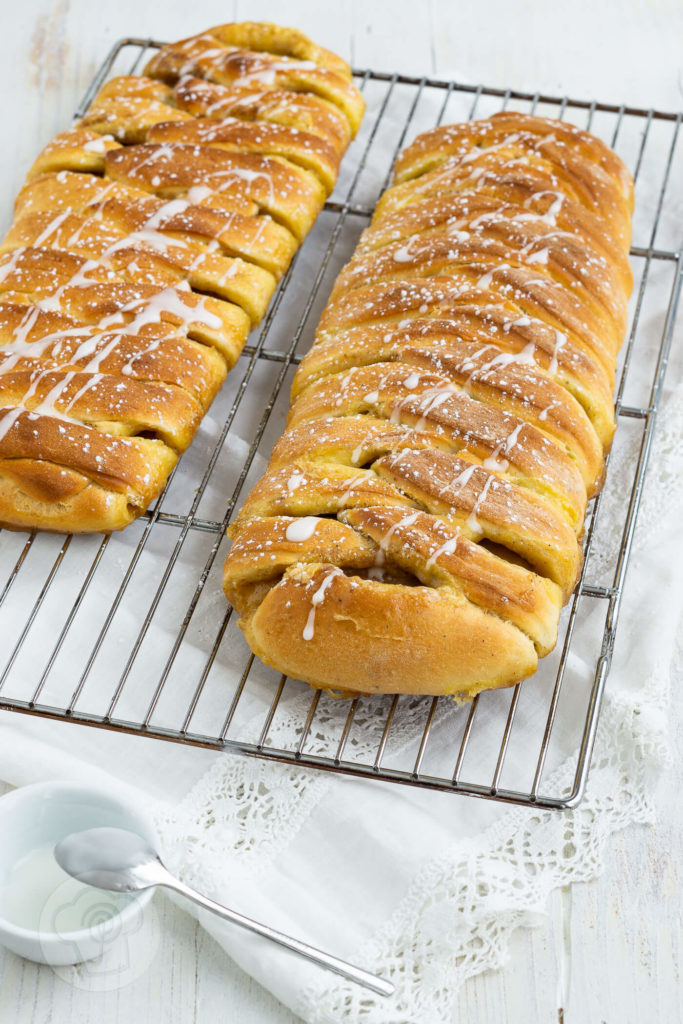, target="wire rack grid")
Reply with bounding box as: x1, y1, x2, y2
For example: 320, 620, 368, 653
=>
0, 38, 681, 809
